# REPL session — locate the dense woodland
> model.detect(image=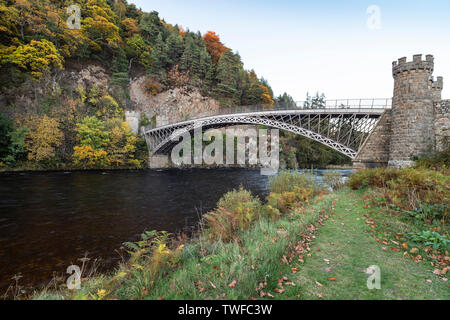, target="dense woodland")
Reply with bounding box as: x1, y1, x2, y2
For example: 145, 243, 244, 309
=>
0, 0, 350, 169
